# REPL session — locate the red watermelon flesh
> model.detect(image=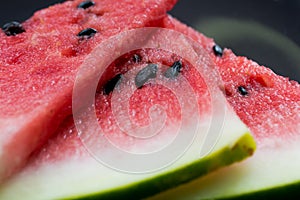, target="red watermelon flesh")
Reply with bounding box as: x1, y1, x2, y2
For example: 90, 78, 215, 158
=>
160, 15, 300, 143
1, 14, 298, 199
0, 38, 256, 199
30, 16, 299, 167
30, 49, 210, 161
0, 0, 177, 182
142, 16, 300, 198
0, 0, 299, 198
